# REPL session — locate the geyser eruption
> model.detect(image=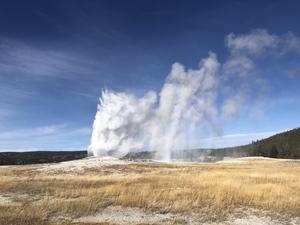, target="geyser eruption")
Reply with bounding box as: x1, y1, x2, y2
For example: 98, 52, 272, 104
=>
88, 52, 220, 160
88, 90, 157, 158
88, 29, 299, 160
